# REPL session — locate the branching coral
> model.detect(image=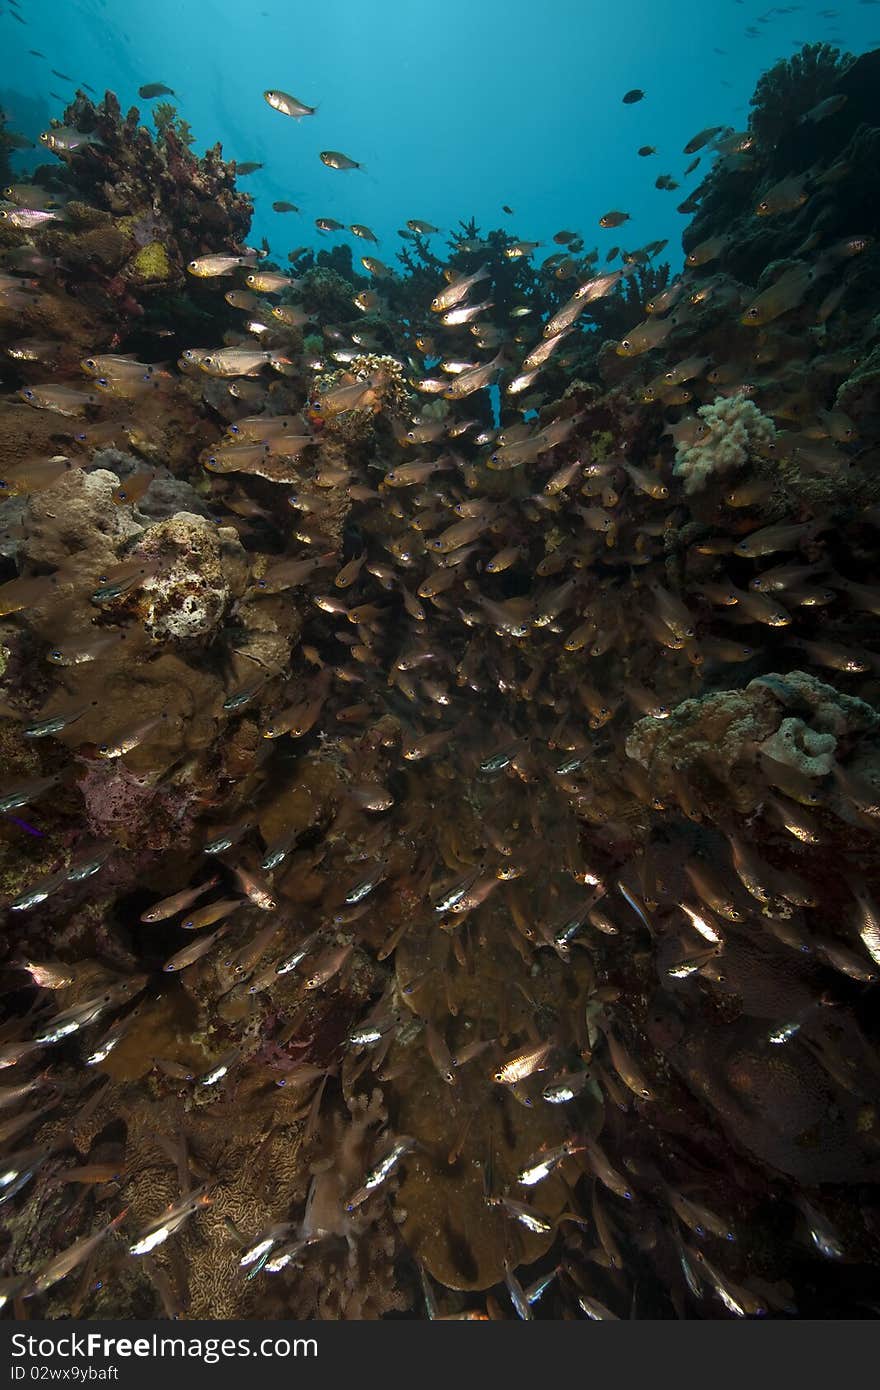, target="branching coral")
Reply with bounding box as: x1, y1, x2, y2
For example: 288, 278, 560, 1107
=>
749, 42, 853, 150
